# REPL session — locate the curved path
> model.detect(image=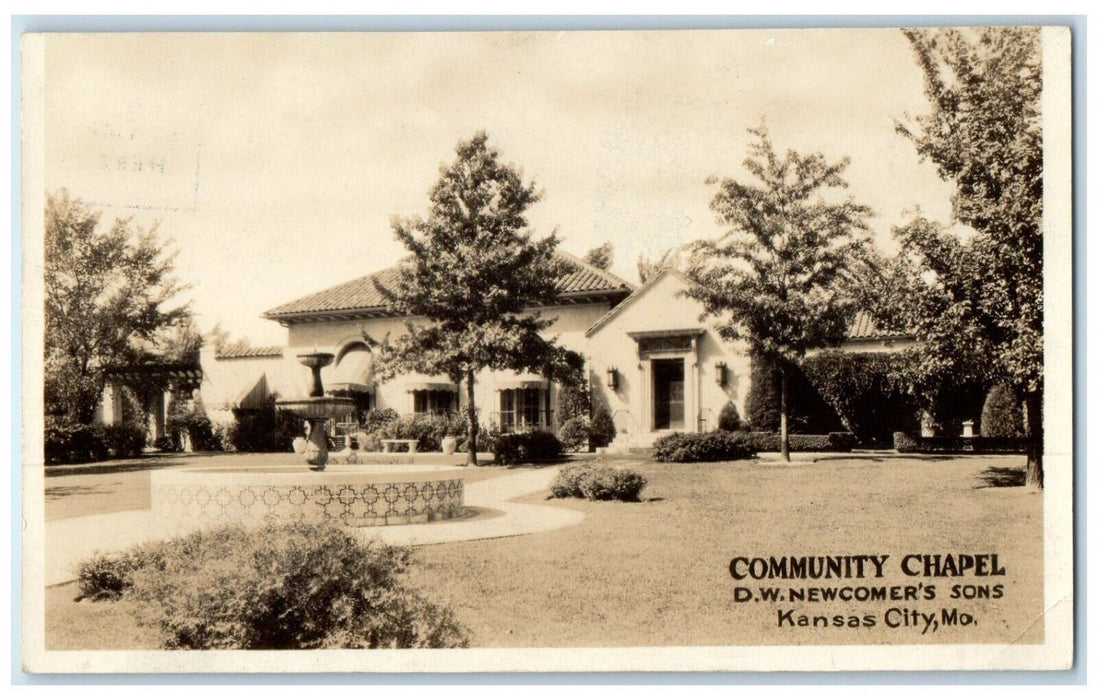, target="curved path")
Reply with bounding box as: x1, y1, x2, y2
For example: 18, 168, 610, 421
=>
43, 466, 583, 586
